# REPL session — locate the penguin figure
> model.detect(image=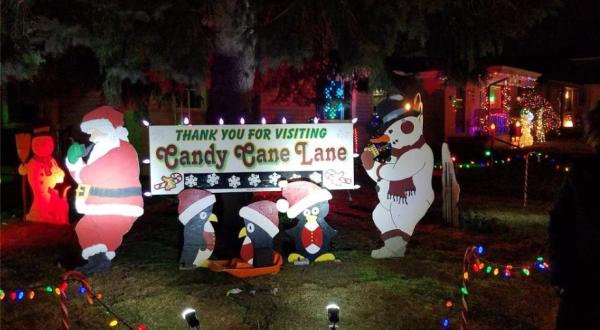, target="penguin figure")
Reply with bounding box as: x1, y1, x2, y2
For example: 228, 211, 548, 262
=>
177, 189, 218, 269
277, 181, 337, 263
238, 200, 280, 267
